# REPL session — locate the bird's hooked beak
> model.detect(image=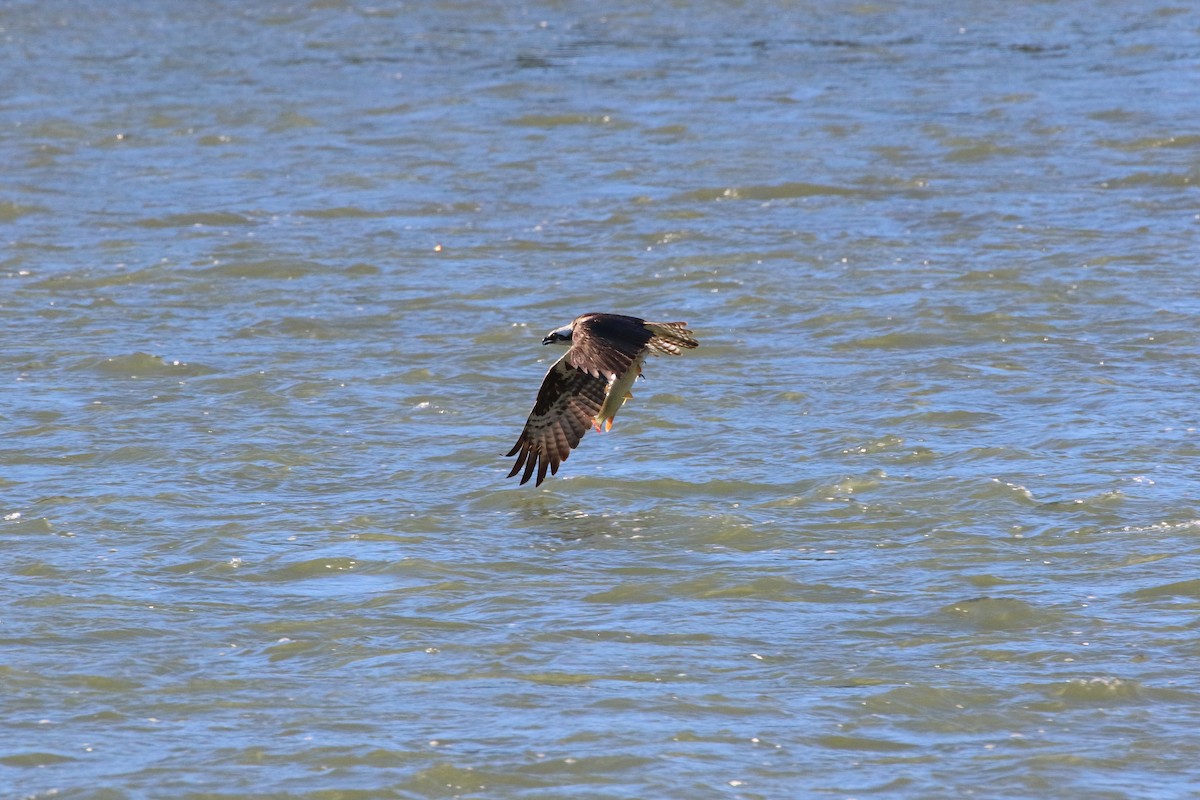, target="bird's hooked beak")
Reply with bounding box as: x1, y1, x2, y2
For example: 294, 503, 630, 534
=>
542, 324, 573, 346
